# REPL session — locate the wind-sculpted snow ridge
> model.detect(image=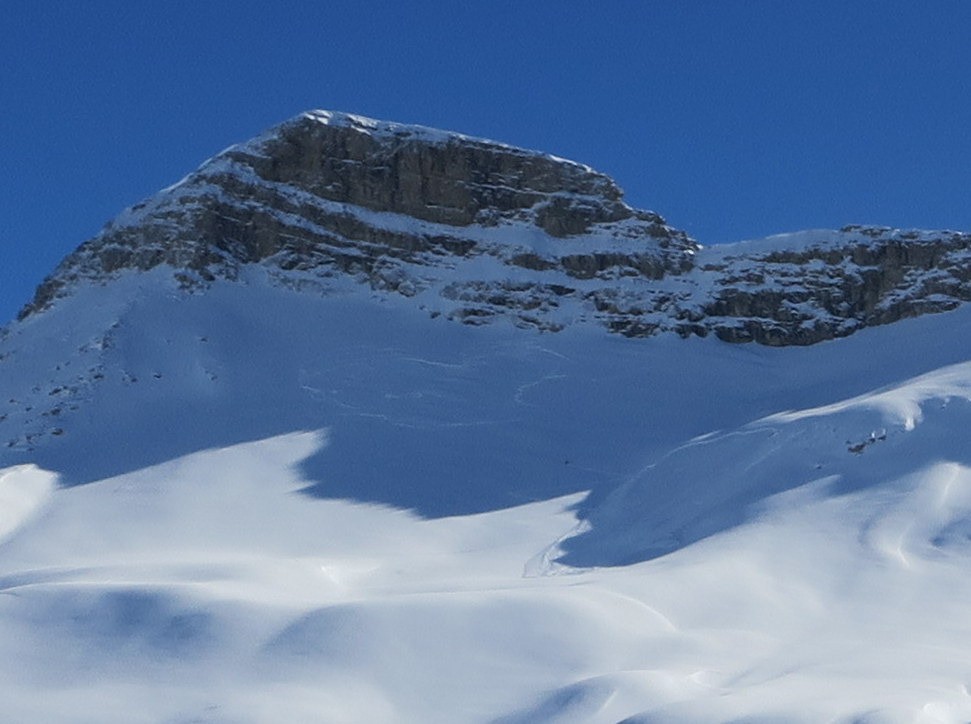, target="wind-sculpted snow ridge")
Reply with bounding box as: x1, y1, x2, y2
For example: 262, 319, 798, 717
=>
18, 111, 971, 345
562, 353, 971, 567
